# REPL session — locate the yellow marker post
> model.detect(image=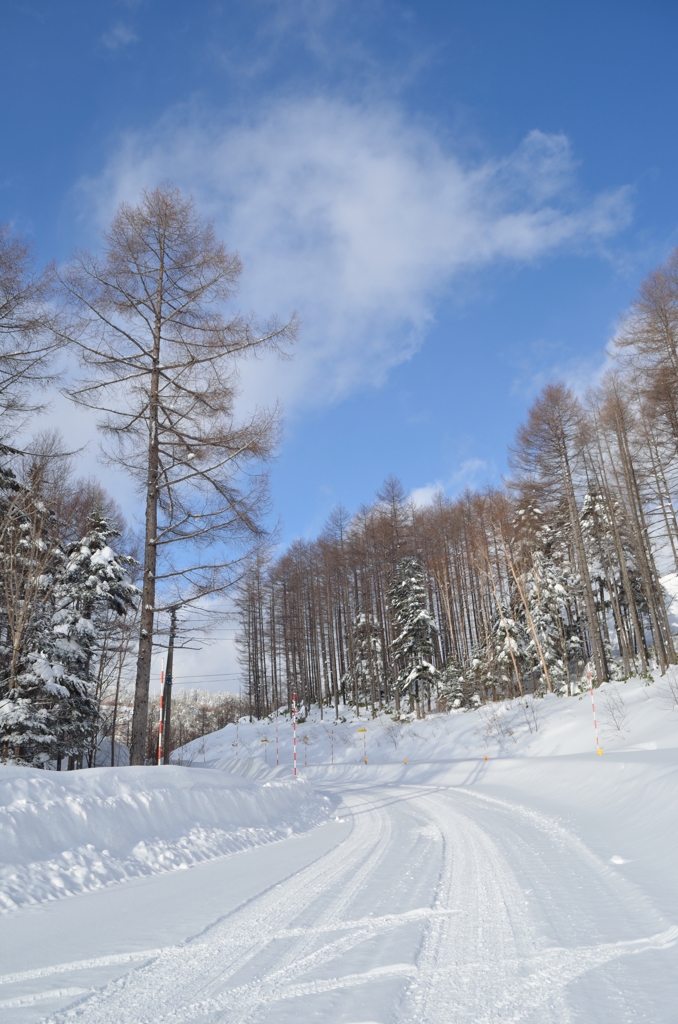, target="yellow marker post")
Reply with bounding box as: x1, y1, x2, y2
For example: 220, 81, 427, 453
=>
358, 727, 367, 763
588, 668, 603, 757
